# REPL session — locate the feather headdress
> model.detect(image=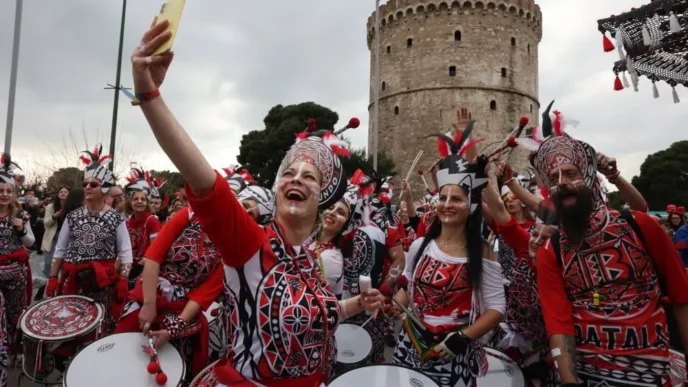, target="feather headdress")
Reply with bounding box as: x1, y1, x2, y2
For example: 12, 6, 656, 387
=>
80, 144, 115, 192
124, 168, 153, 198
0, 154, 21, 187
